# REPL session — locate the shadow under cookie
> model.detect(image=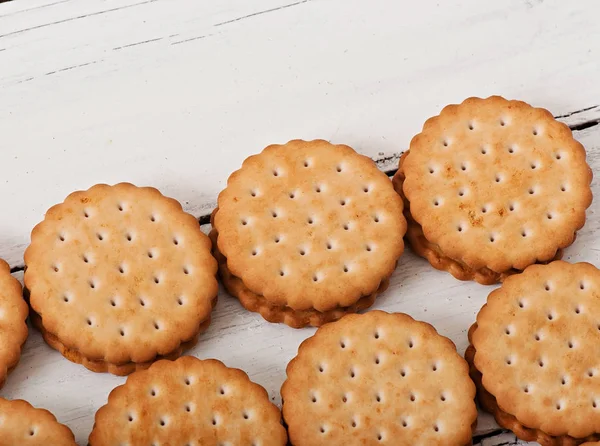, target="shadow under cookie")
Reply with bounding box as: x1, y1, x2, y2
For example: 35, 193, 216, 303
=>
29, 308, 213, 376
211, 140, 406, 328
